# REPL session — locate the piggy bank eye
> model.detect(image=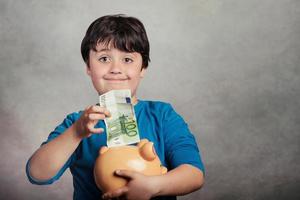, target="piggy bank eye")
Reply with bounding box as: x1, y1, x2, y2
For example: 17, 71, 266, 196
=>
139, 142, 157, 161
